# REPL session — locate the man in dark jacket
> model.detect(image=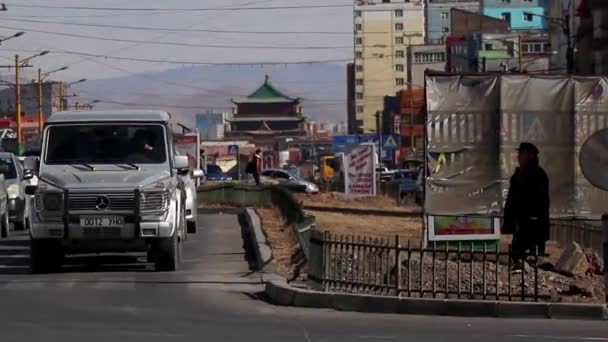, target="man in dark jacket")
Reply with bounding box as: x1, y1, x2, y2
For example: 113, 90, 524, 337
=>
503, 142, 550, 268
